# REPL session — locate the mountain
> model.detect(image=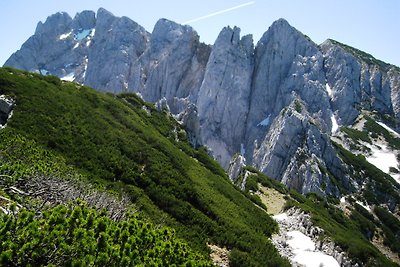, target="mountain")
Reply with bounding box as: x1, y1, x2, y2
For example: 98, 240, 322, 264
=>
3, 8, 400, 266
5, 9, 400, 197
1, 67, 399, 266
